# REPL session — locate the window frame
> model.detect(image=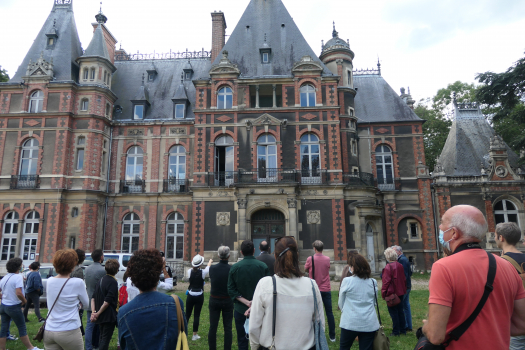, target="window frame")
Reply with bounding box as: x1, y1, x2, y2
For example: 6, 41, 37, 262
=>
125, 146, 144, 181
406, 219, 422, 242
83, 69, 89, 80
22, 211, 40, 262
217, 87, 233, 110
494, 199, 520, 226
19, 138, 39, 176
175, 104, 185, 119
375, 145, 394, 186
166, 212, 184, 260
300, 84, 316, 107
75, 136, 85, 171
80, 98, 89, 112
257, 134, 277, 181
168, 145, 186, 180
121, 213, 140, 254
133, 104, 144, 120
29, 90, 44, 113
90, 68, 96, 80
1, 212, 19, 261
300, 133, 321, 176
